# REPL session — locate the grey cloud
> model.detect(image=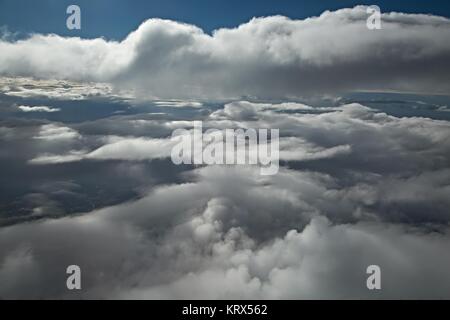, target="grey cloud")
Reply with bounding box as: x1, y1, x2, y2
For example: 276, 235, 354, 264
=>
19, 100, 450, 227
2, 166, 450, 299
